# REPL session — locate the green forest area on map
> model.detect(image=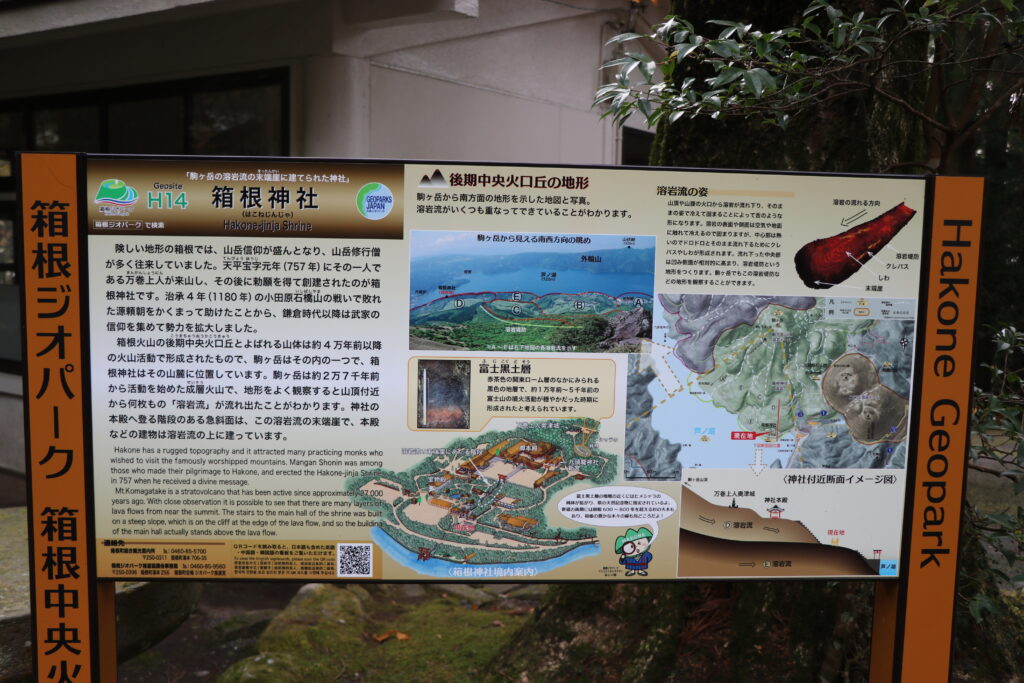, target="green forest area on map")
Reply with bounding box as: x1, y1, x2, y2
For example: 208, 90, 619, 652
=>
410, 292, 653, 352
